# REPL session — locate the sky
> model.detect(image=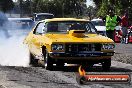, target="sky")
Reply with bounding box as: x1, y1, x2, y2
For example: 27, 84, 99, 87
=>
86, 0, 94, 7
